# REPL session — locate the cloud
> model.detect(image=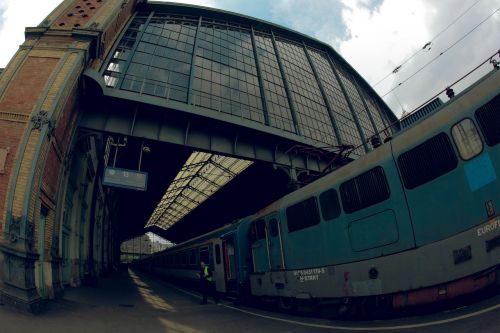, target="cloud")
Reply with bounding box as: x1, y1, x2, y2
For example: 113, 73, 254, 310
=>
338, 0, 500, 116
356, 0, 384, 12
0, 3, 7, 33
269, 0, 348, 48
0, 0, 63, 67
